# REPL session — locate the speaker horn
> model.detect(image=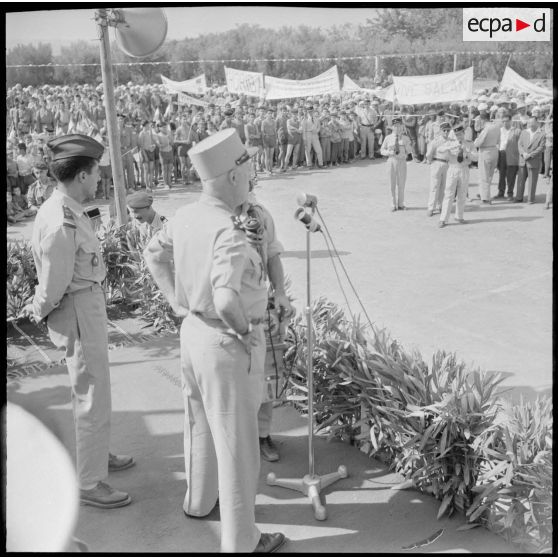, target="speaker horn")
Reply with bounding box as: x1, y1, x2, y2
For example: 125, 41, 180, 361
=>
113, 8, 168, 58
